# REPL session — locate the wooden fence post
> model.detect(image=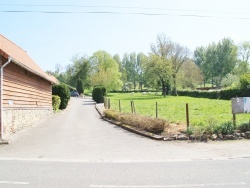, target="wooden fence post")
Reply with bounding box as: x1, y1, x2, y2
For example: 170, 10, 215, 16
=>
233, 114, 236, 128
156, 102, 158, 118
108, 98, 111, 109
186, 103, 189, 128
119, 100, 121, 112
133, 101, 136, 114
104, 97, 107, 109
130, 101, 133, 113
